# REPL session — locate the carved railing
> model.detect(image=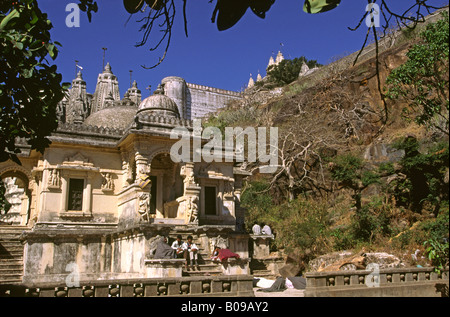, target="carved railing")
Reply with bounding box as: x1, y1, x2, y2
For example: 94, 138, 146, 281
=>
305, 267, 449, 297
0, 275, 254, 297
